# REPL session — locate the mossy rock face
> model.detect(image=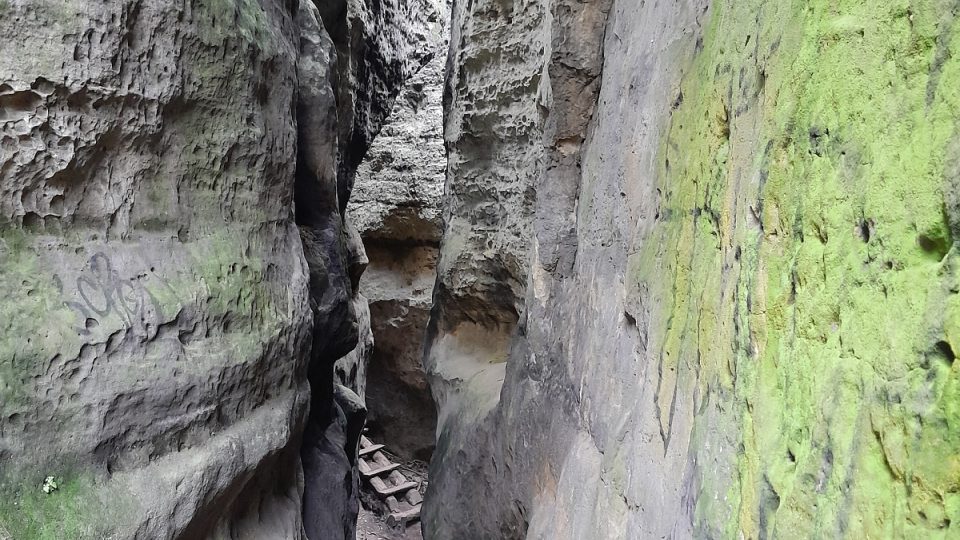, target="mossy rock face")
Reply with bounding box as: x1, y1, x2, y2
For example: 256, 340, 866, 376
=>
581, 0, 960, 537
0, 472, 138, 540
634, 0, 960, 536
425, 0, 960, 538
0, 0, 313, 537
